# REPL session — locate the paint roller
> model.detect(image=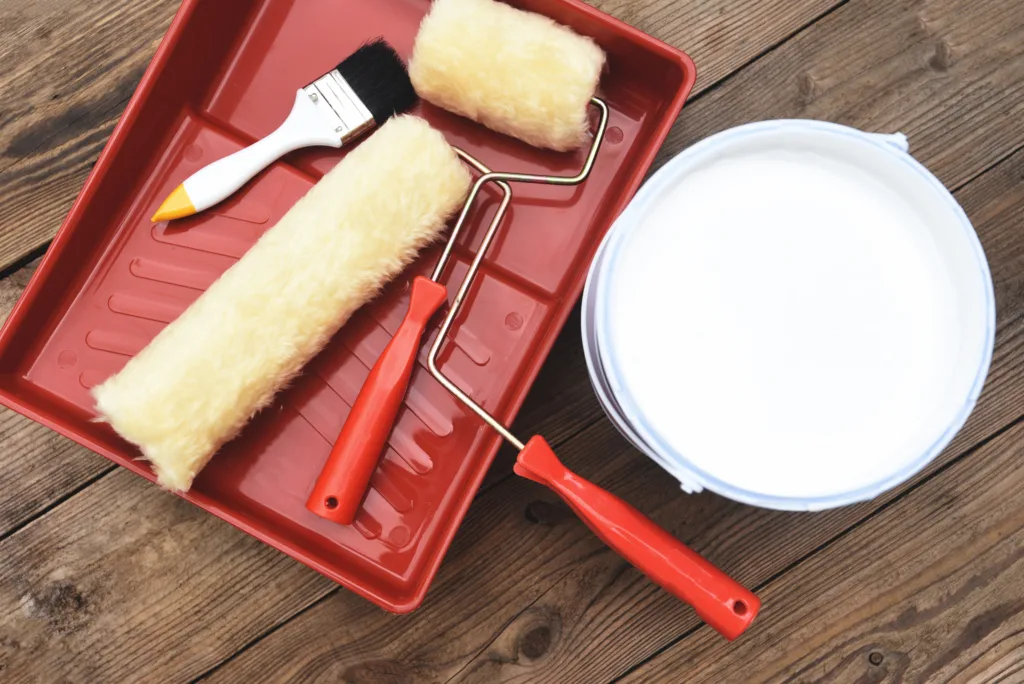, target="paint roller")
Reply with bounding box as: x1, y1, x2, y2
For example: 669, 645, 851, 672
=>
93, 116, 471, 491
